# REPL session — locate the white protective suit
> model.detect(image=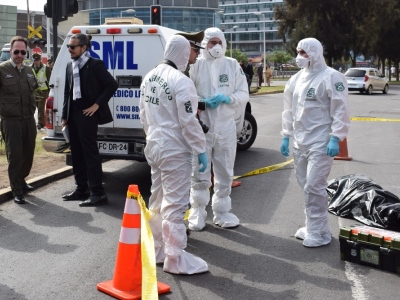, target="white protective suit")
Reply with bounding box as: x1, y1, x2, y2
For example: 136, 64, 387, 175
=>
281, 38, 350, 247
188, 27, 249, 230
139, 35, 208, 274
